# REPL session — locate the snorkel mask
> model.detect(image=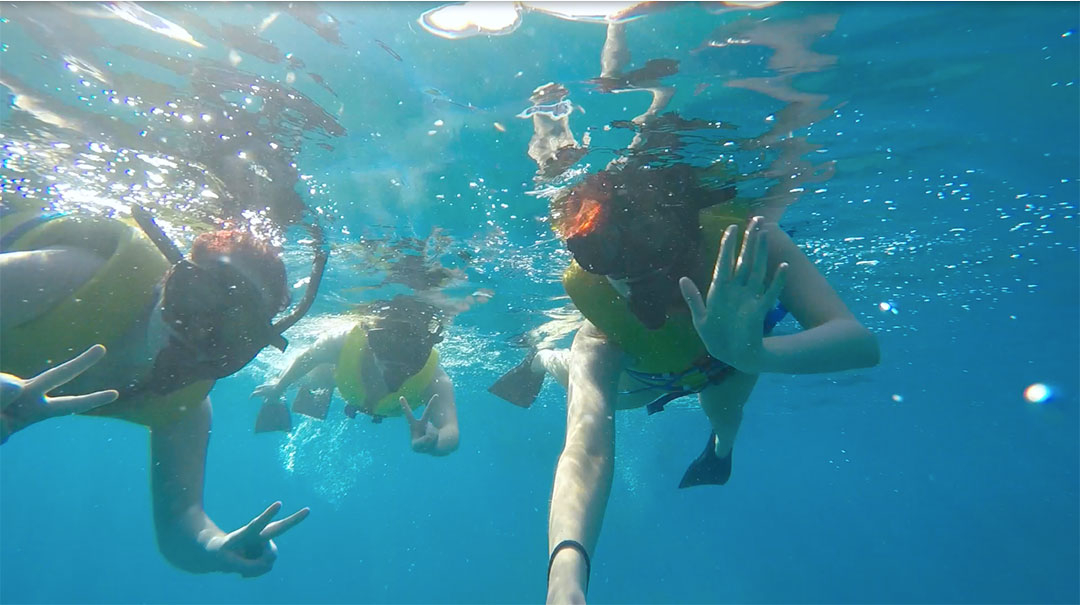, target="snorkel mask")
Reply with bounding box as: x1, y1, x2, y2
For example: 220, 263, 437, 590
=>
365, 297, 444, 393
554, 166, 733, 329
132, 205, 328, 392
